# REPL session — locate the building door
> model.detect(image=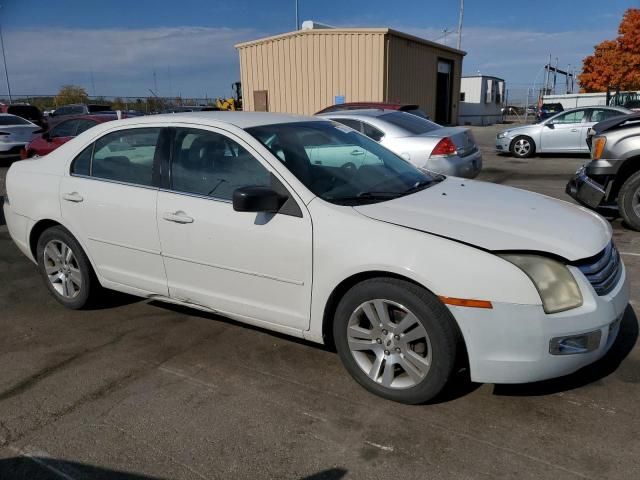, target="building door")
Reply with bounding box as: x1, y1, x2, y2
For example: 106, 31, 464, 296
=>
254, 90, 269, 112
435, 59, 453, 125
